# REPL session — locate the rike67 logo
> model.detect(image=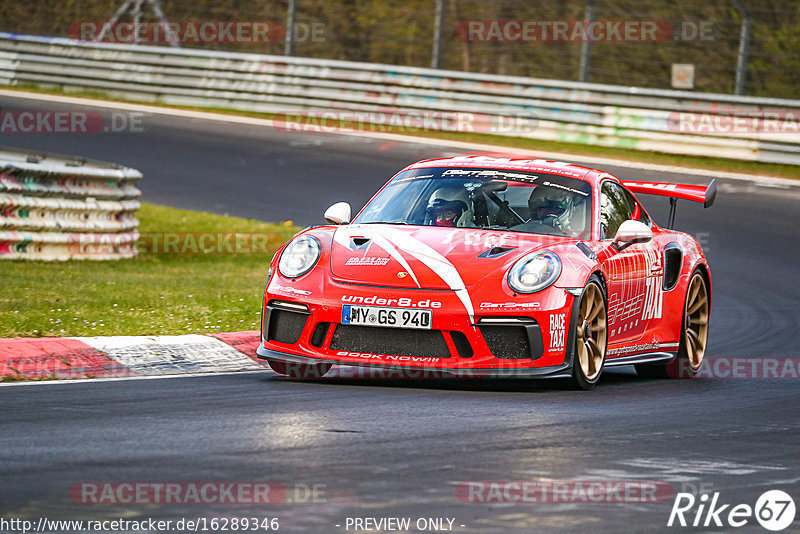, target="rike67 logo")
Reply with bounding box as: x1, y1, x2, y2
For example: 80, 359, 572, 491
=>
669, 490, 796, 531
